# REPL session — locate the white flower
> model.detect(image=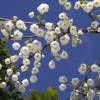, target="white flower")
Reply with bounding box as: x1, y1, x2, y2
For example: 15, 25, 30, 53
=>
16, 20, 25, 29
16, 72, 20, 76
15, 81, 20, 88
61, 50, 69, 59
30, 24, 39, 34
20, 46, 29, 56
70, 26, 77, 35
93, 0, 100, 8
26, 43, 33, 51
23, 59, 30, 65
34, 62, 41, 68
21, 65, 28, 72
83, 2, 94, 13
28, 11, 34, 18
64, 2, 72, 10
44, 31, 55, 42
57, 20, 69, 30
18, 85, 26, 93
32, 40, 42, 53
71, 78, 79, 86
31, 67, 39, 74
7, 69, 13, 76
5, 58, 11, 65
12, 74, 18, 82
5, 21, 14, 31
59, 12, 68, 20
60, 34, 70, 46
87, 79, 94, 87
13, 30, 23, 40
91, 64, 98, 72
0, 82, 6, 88
58, 76, 67, 83
78, 63, 87, 74
74, 1, 81, 10
50, 41, 60, 54
22, 79, 29, 87
30, 75, 38, 83
55, 27, 61, 34
59, 84, 67, 91
0, 64, 2, 70
97, 27, 100, 33
10, 55, 19, 63
34, 53, 41, 62
12, 42, 21, 50
45, 22, 53, 30
91, 21, 99, 29
48, 60, 56, 69
84, 83, 88, 88
36, 28, 45, 37
1, 29, 9, 38
59, 0, 66, 5
37, 3, 49, 14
